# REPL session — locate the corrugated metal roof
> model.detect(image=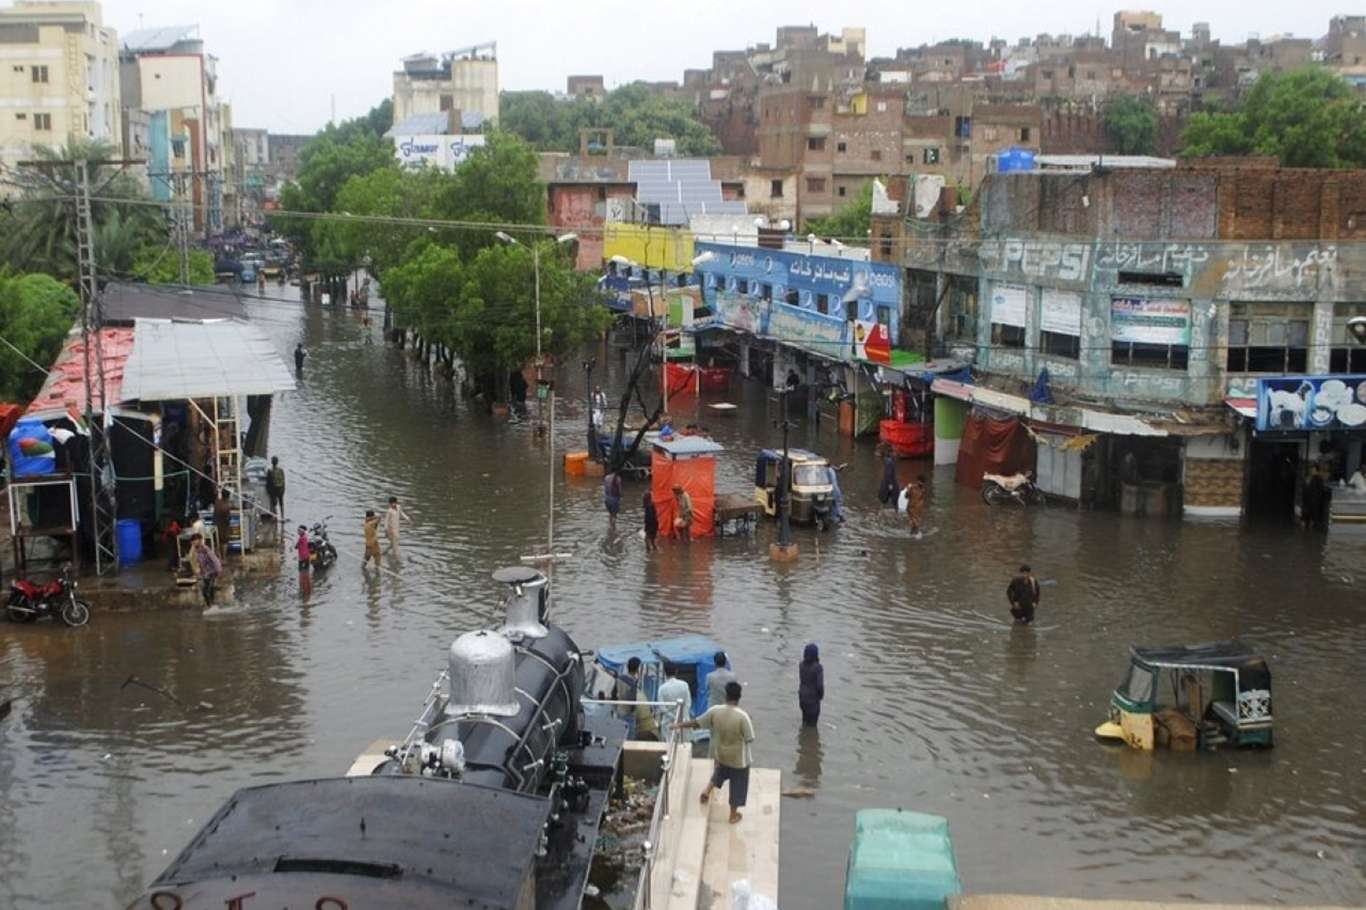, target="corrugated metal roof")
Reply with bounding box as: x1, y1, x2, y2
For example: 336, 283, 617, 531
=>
122, 25, 199, 52
120, 320, 295, 401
